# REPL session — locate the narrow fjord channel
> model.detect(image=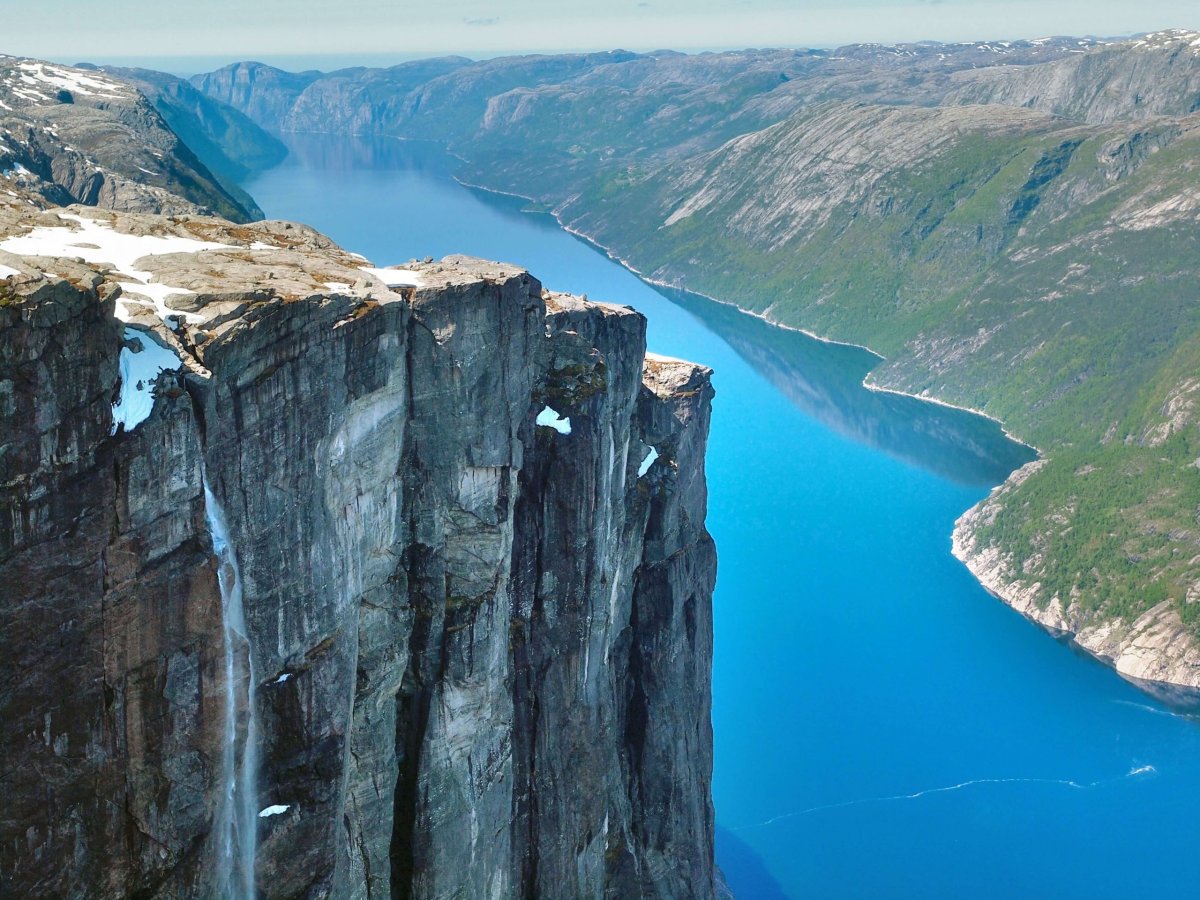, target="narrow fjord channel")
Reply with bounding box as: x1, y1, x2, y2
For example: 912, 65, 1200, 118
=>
245, 135, 1200, 898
